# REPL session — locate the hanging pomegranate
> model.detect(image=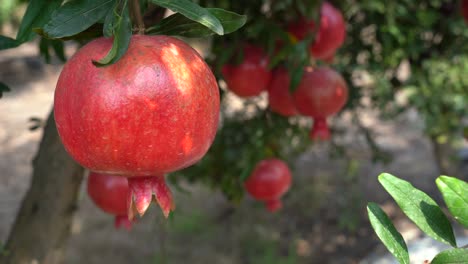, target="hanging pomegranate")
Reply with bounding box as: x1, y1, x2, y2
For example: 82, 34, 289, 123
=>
222, 45, 272, 97
267, 67, 299, 117
292, 67, 348, 140
244, 159, 292, 212
54, 35, 220, 219
288, 1, 346, 60
87, 172, 132, 230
